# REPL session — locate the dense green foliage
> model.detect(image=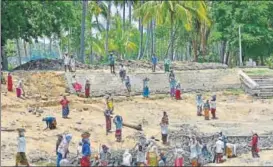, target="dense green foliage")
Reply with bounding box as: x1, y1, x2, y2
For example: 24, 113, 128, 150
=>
1, 1, 273, 69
